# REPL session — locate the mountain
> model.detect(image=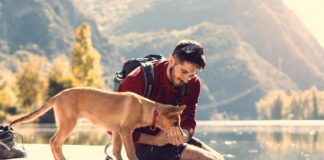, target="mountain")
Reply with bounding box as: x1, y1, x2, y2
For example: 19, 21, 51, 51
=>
0, 0, 121, 79
73, 0, 324, 90
107, 22, 299, 119
72, 0, 324, 119
0, 0, 113, 61
1, 0, 323, 119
